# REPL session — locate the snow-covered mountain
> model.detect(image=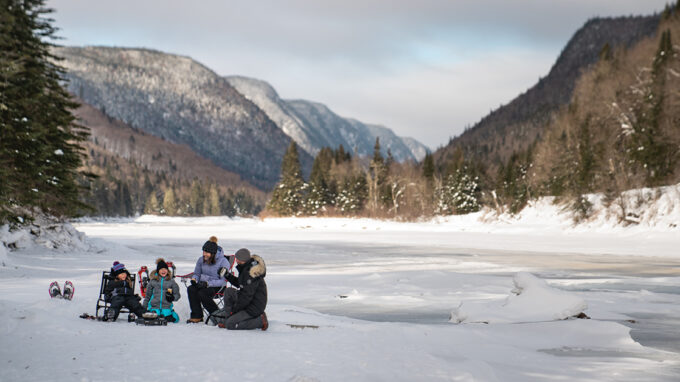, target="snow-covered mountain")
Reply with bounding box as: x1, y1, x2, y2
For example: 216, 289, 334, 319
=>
54, 46, 312, 190
226, 76, 429, 161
